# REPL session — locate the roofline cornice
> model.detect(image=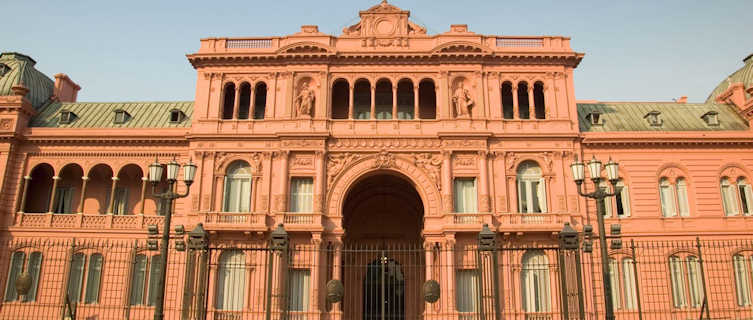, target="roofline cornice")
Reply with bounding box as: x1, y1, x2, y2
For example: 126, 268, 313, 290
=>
186, 52, 584, 68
